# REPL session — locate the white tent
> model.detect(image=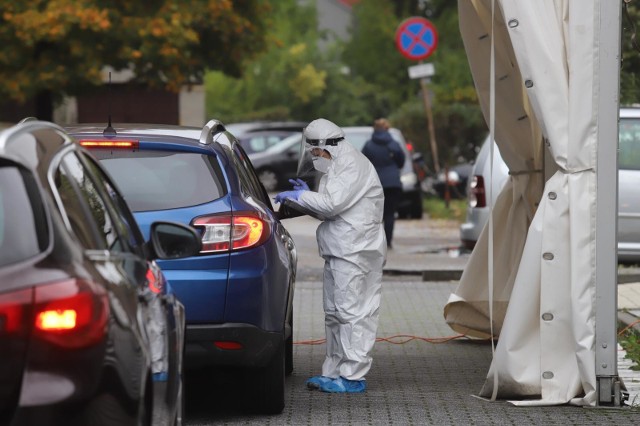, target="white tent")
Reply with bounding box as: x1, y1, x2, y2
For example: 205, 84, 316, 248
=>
445, 0, 621, 405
